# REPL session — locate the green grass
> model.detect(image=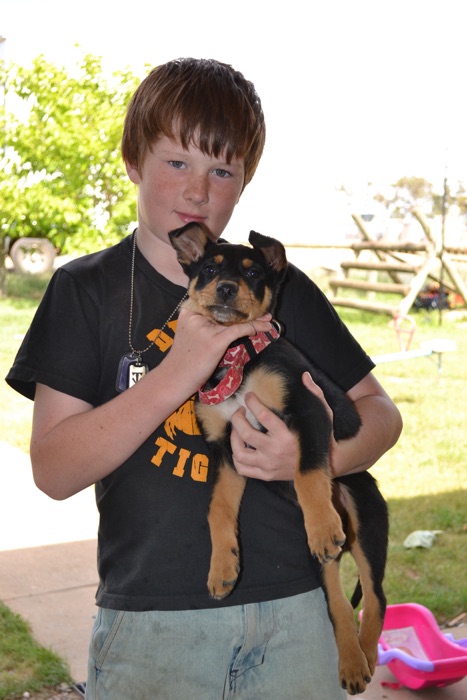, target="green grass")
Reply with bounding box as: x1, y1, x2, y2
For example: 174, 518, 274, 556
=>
0, 269, 466, 695
0, 272, 51, 451
0, 602, 71, 699
335, 306, 467, 622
